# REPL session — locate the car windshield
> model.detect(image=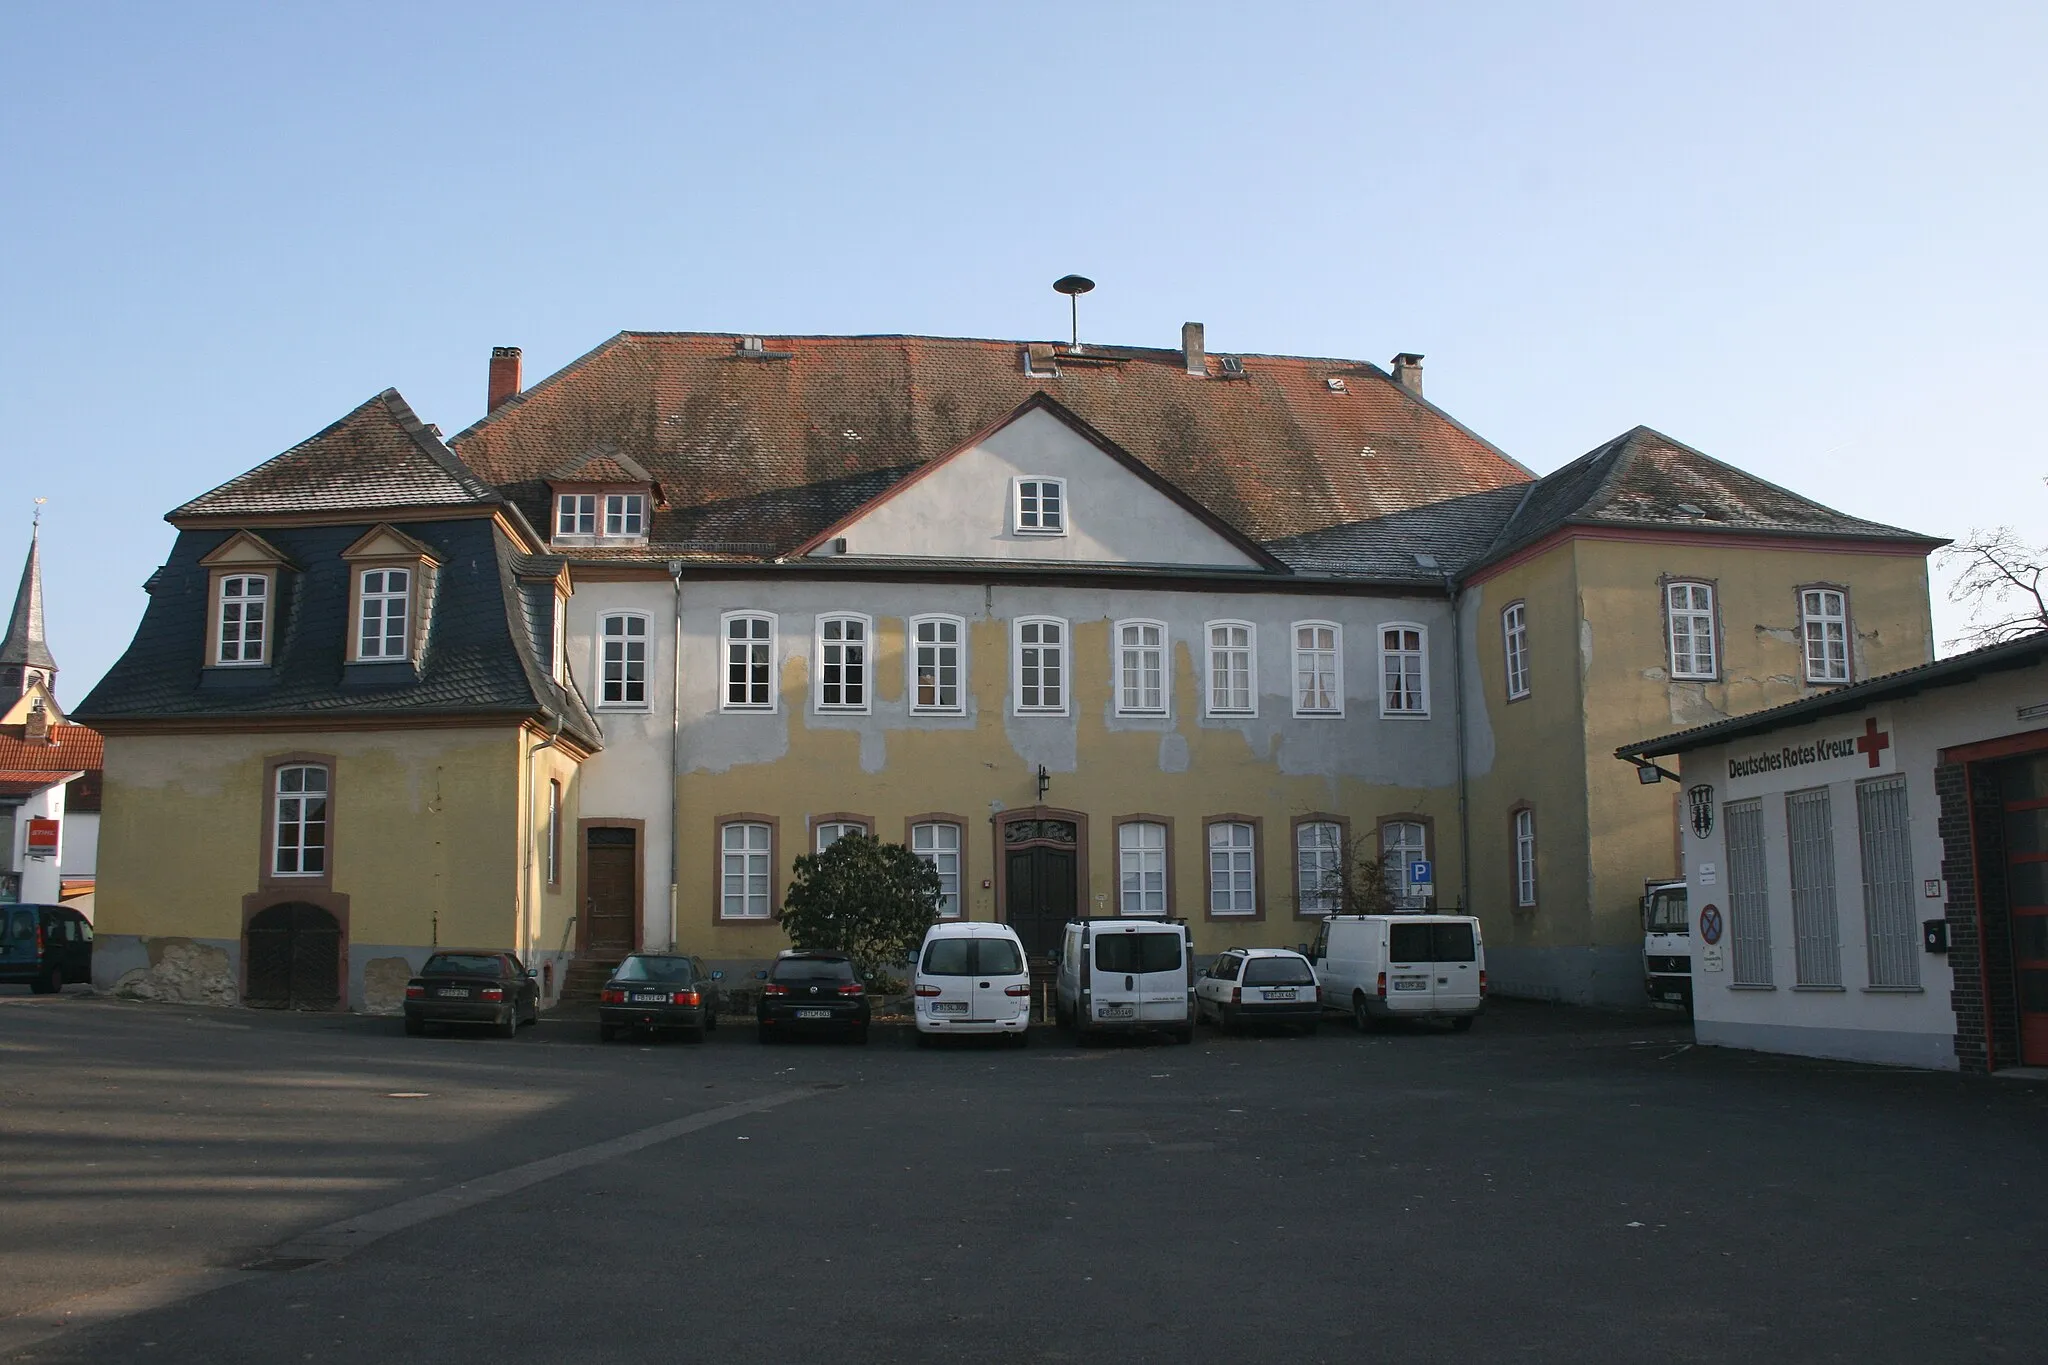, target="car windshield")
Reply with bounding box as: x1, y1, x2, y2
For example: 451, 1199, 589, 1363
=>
615, 956, 692, 983
1095, 931, 1182, 974
2, 909, 36, 943
1645, 889, 1688, 933
422, 954, 503, 977
921, 939, 973, 976
1243, 956, 1315, 985
772, 956, 855, 983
